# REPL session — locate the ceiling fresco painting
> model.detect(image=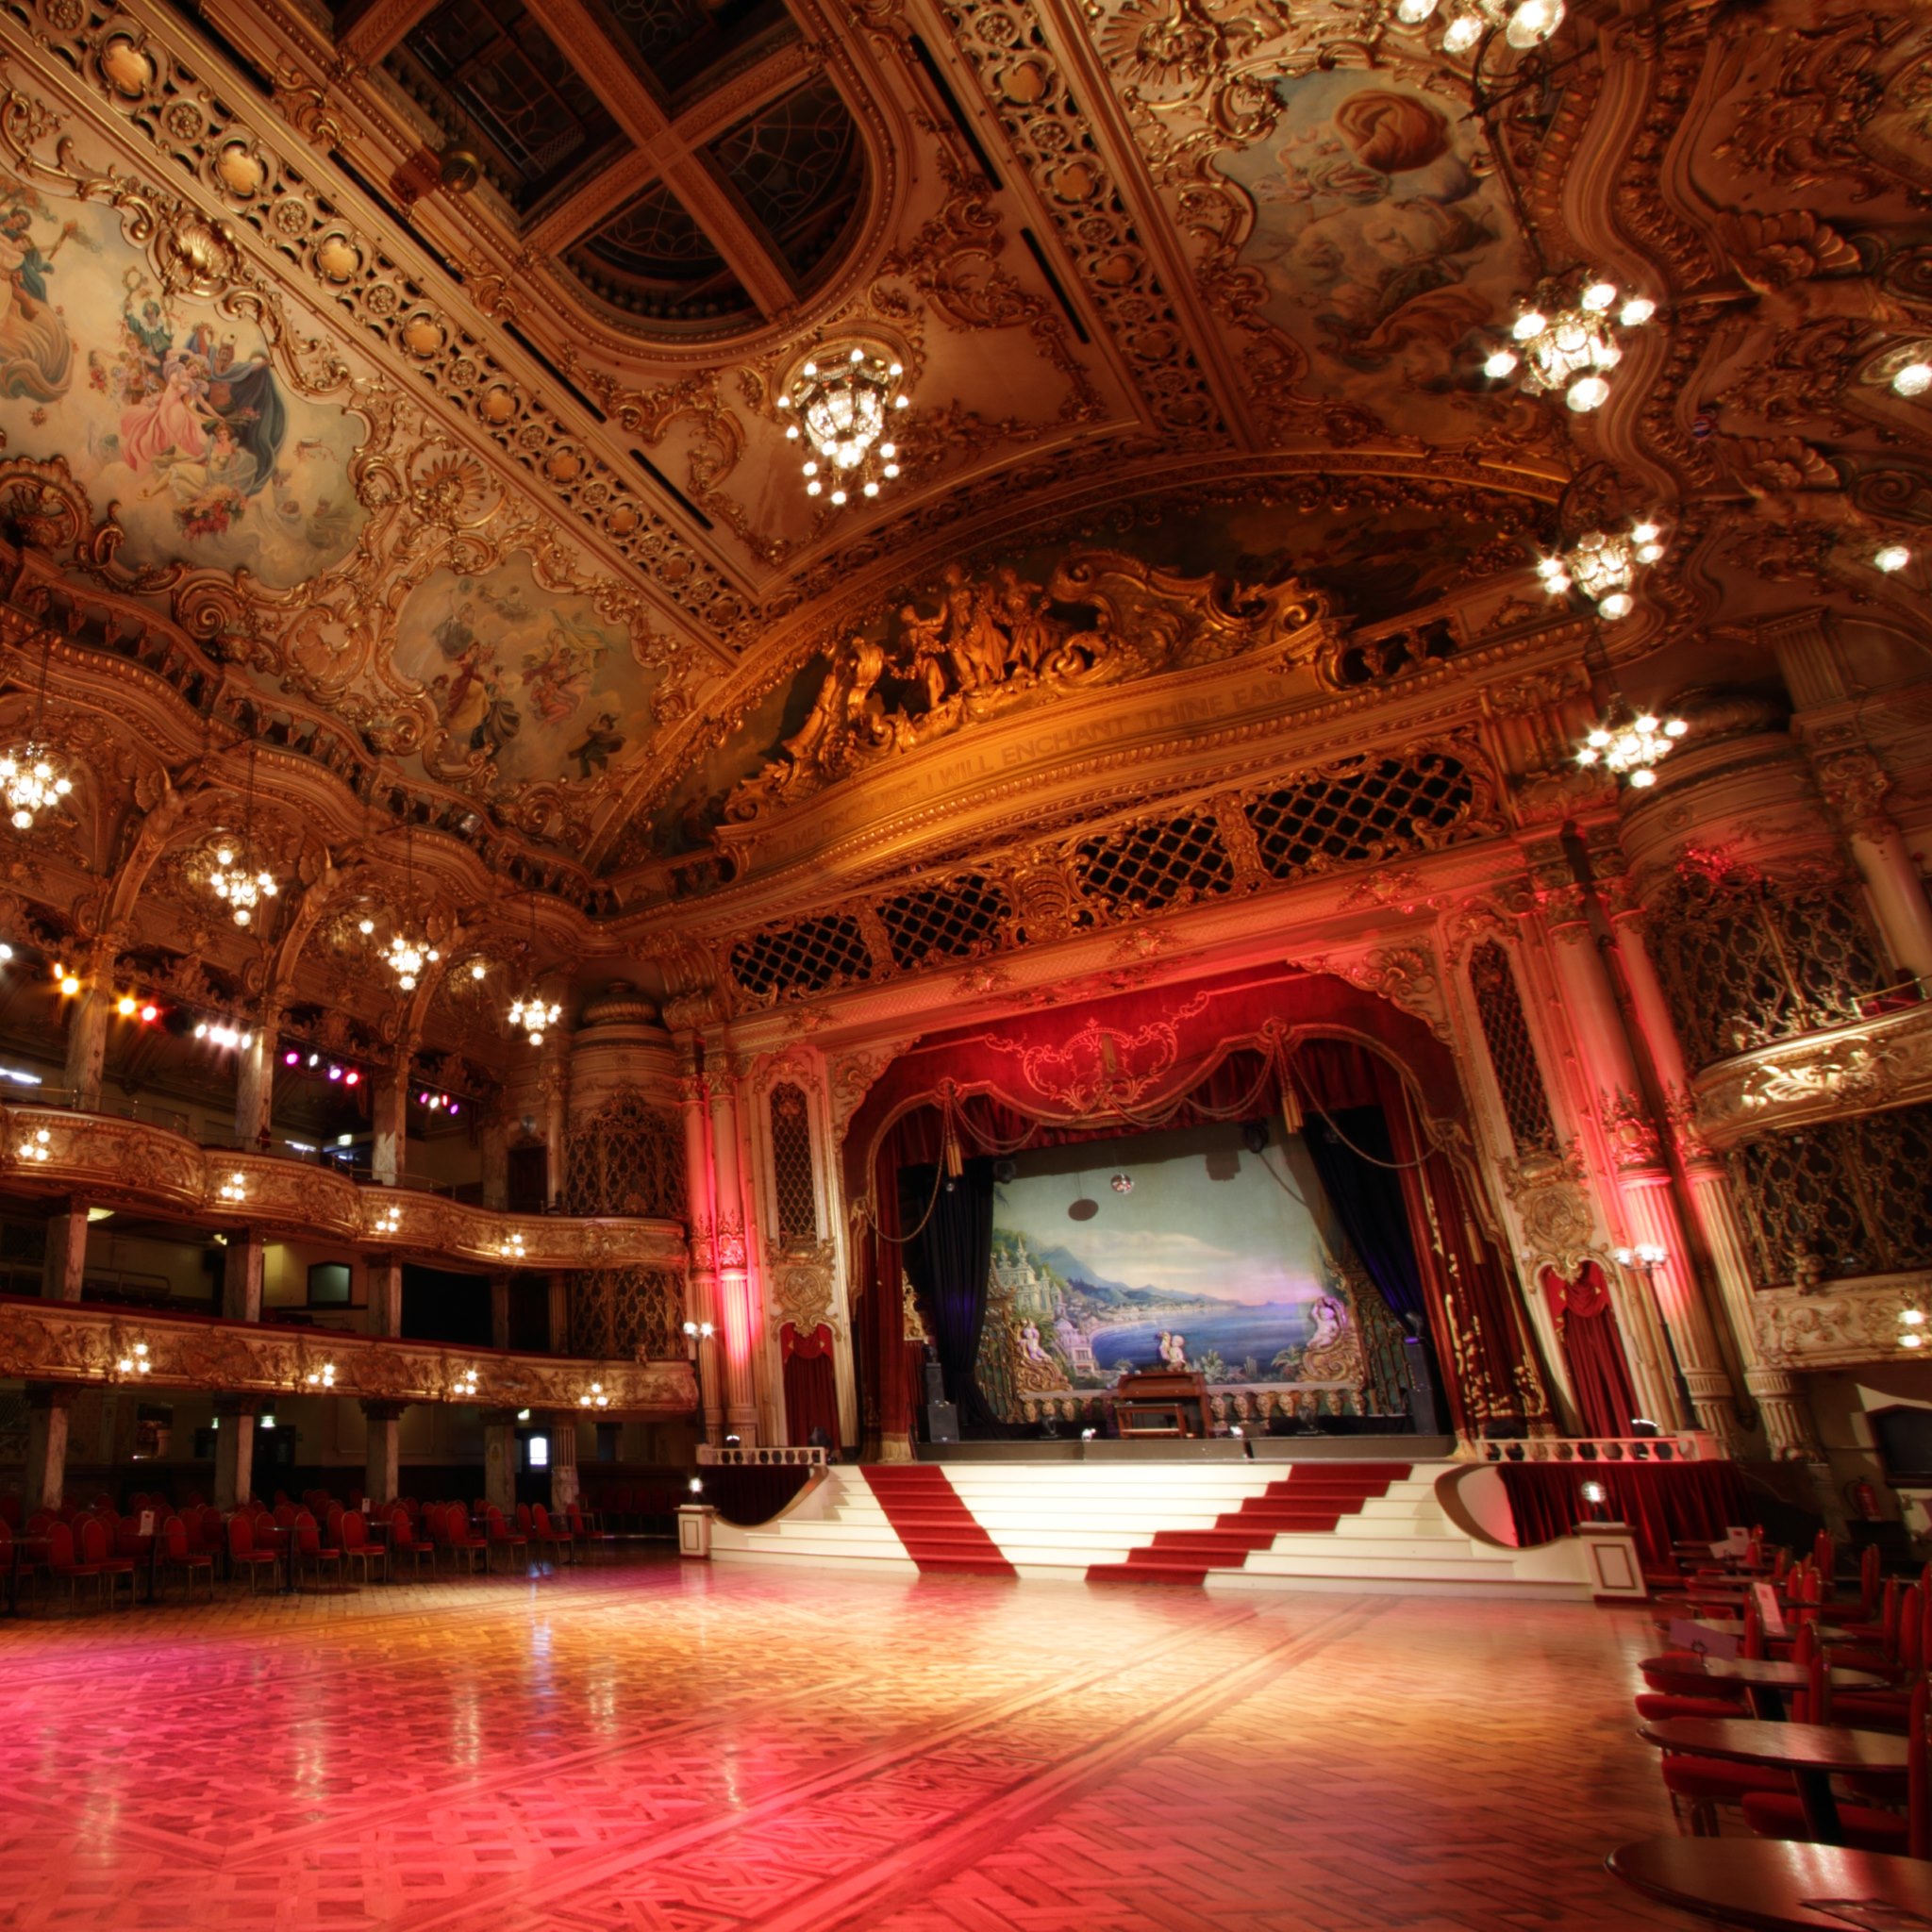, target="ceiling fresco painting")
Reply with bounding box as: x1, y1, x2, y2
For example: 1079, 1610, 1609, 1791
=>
1218, 73, 1532, 439
394, 554, 661, 804
0, 170, 368, 588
